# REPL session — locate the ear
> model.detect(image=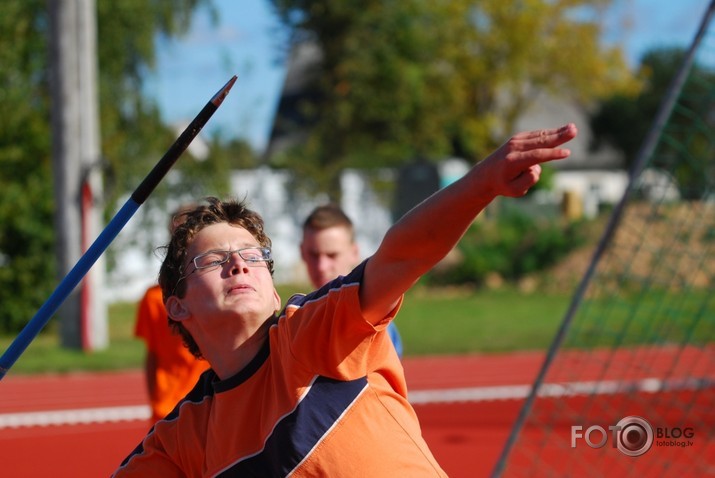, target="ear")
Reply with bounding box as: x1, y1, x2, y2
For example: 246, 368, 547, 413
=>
272, 287, 282, 315
165, 295, 190, 322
